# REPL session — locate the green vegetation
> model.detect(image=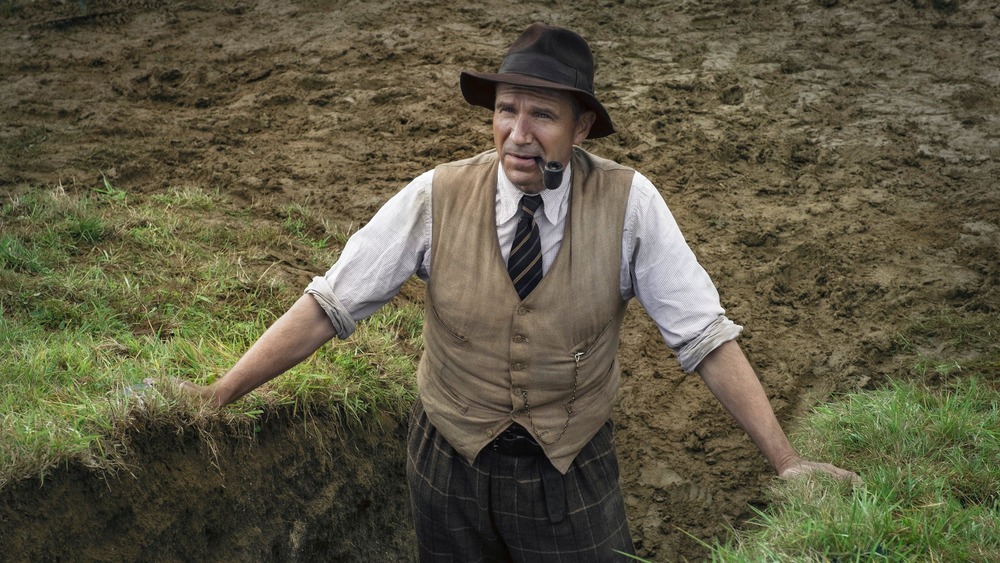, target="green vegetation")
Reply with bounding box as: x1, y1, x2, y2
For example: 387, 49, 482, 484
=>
708, 312, 1000, 562
0, 180, 419, 489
